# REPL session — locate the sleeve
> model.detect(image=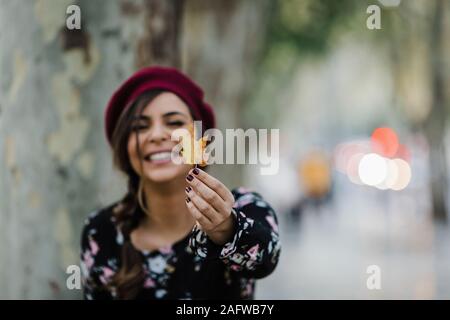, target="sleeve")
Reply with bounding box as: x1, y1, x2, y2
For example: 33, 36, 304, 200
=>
189, 188, 281, 279
80, 211, 116, 300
